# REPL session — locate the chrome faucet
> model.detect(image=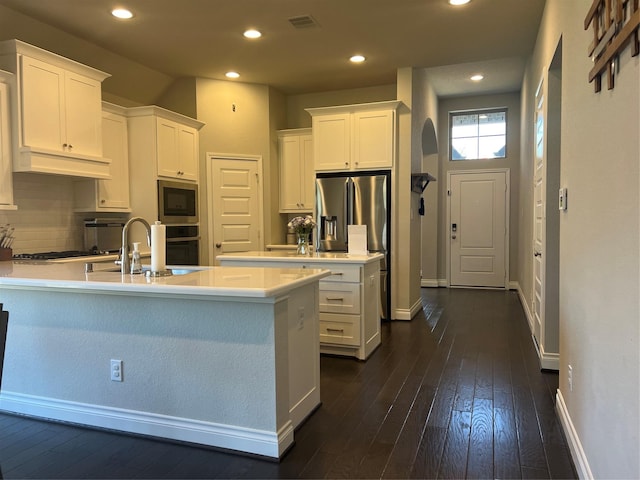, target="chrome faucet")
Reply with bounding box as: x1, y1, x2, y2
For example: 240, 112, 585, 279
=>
118, 217, 151, 274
